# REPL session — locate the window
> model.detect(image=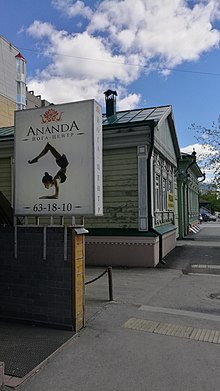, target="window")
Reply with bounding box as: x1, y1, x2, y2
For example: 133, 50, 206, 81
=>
16, 81, 26, 106
16, 58, 25, 75
16, 104, 25, 110
168, 180, 172, 192
162, 177, 167, 210
17, 82, 21, 95
155, 174, 161, 210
